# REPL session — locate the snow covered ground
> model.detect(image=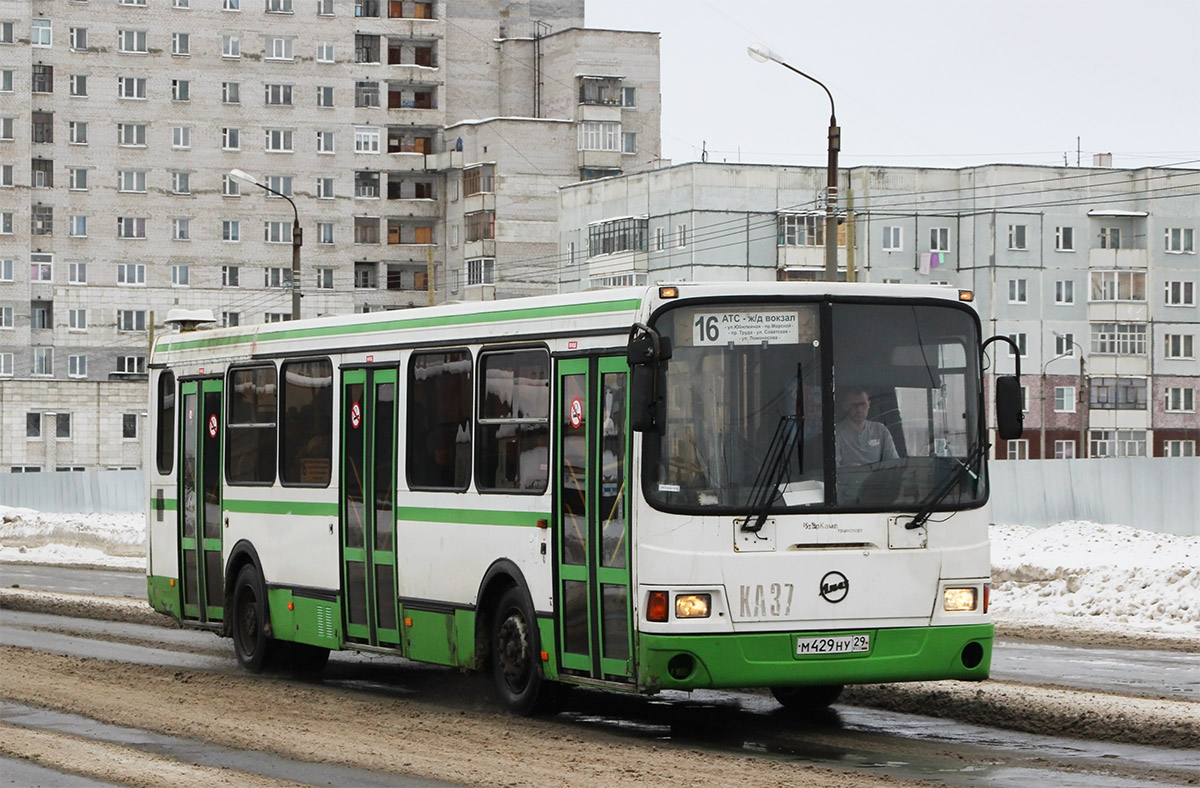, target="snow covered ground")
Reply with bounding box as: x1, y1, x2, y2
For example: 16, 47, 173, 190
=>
1, 506, 1197, 641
